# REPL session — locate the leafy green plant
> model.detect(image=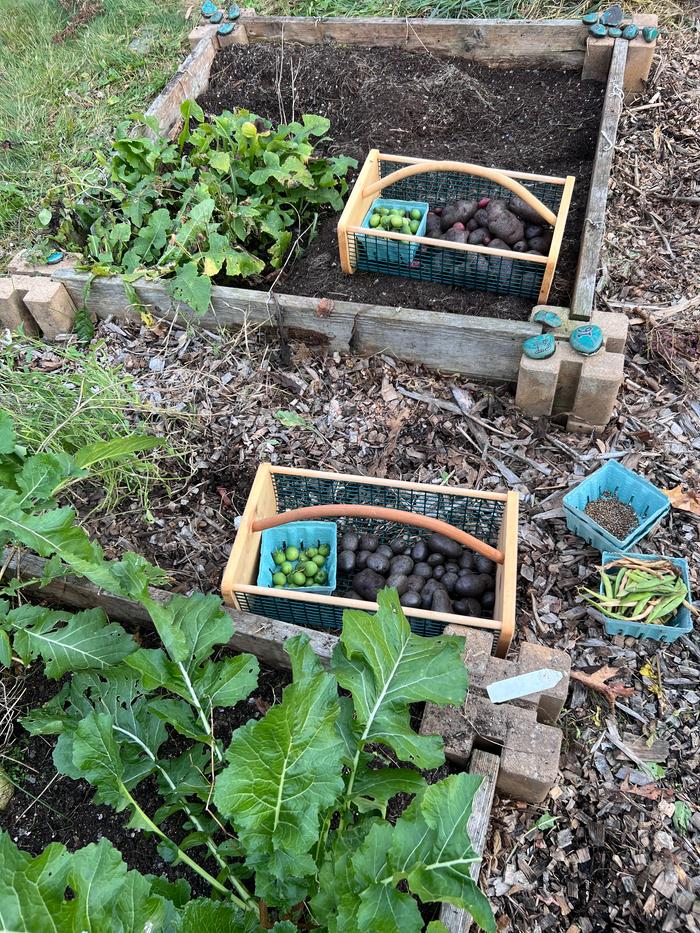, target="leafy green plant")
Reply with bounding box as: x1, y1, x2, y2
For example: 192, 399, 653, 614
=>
49, 100, 355, 315
0, 411, 495, 931
0, 339, 183, 514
